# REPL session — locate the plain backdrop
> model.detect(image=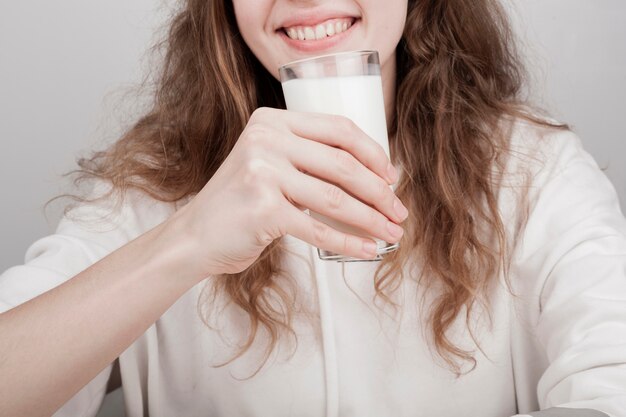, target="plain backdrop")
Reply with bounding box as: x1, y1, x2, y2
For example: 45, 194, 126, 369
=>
0, 1, 625, 415
1, 1, 625, 272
